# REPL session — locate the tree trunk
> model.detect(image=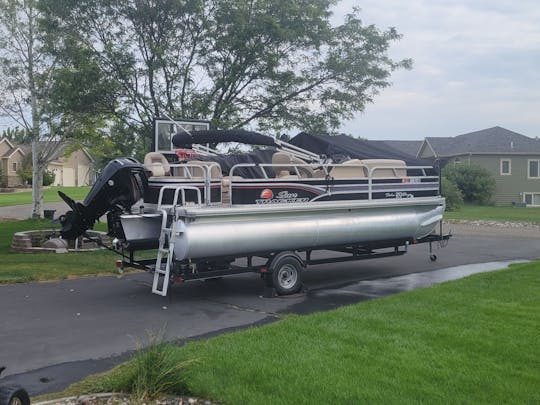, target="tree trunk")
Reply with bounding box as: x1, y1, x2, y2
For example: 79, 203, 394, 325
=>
31, 140, 43, 219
